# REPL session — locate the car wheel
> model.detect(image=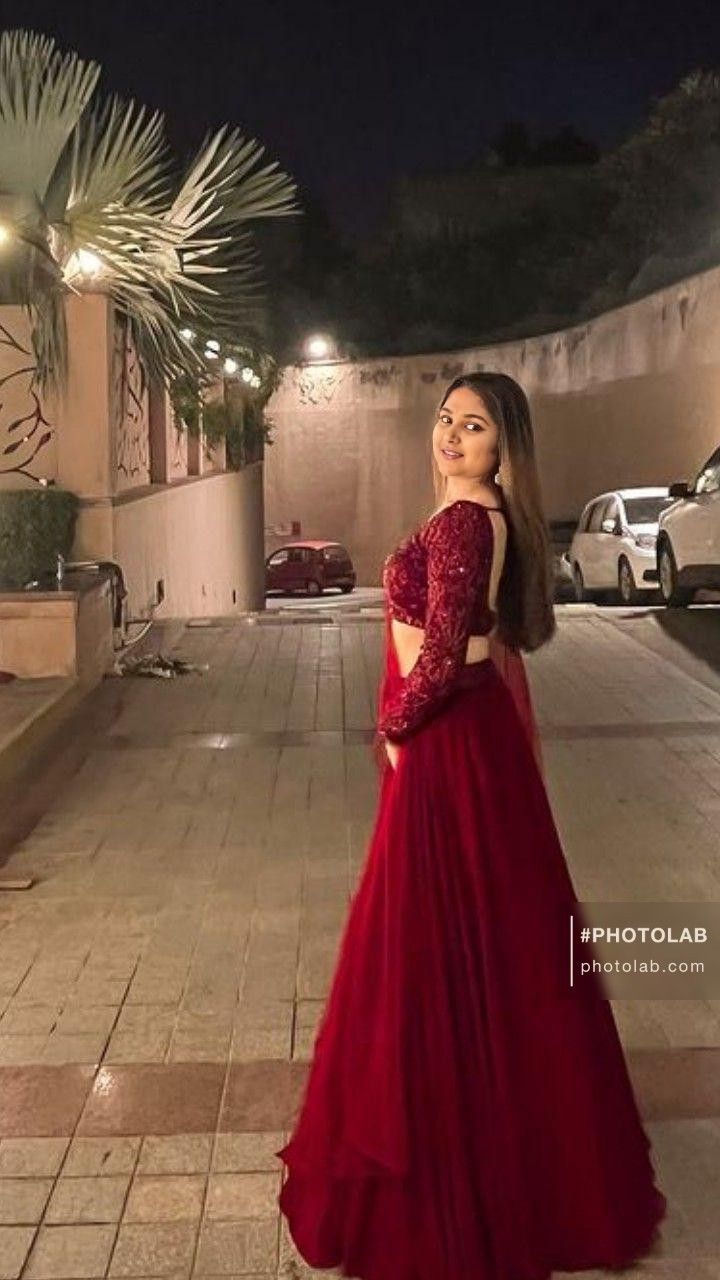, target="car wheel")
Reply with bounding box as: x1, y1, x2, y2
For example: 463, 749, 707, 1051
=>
618, 557, 643, 606
572, 564, 589, 602
340, 584, 354, 593
657, 541, 694, 607
305, 579, 322, 596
